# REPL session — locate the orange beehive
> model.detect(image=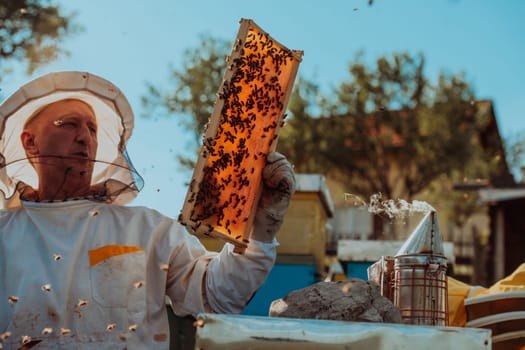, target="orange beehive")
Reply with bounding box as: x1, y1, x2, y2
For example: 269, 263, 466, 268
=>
179, 19, 303, 253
